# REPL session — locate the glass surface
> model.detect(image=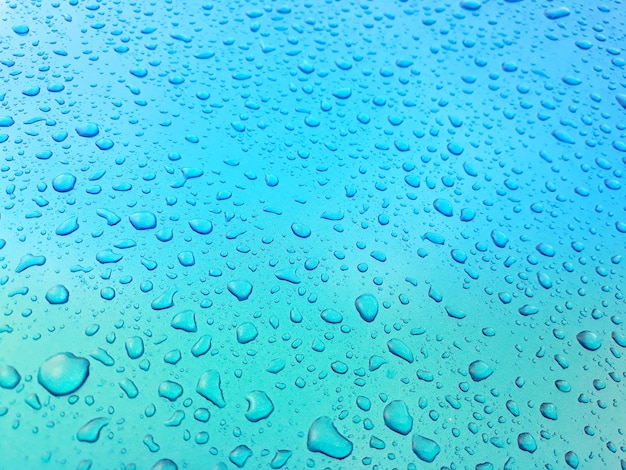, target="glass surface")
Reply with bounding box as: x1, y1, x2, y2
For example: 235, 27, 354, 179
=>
1, 1, 625, 469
